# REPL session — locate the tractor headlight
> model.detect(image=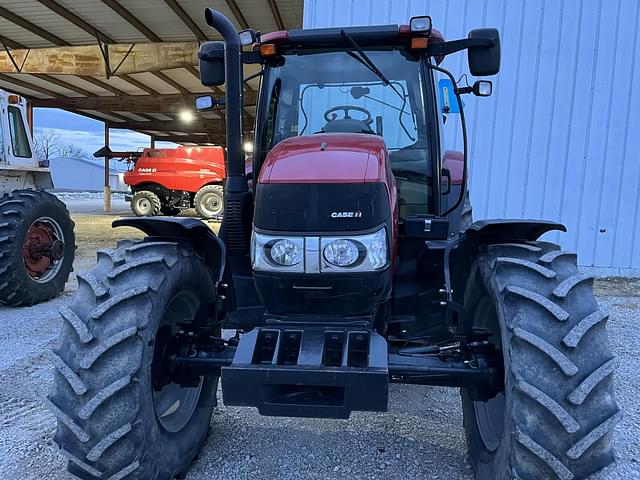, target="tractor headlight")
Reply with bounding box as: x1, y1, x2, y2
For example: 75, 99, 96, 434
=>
251, 227, 388, 273
323, 239, 362, 267
270, 238, 303, 266
252, 233, 304, 272
320, 228, 388, 273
